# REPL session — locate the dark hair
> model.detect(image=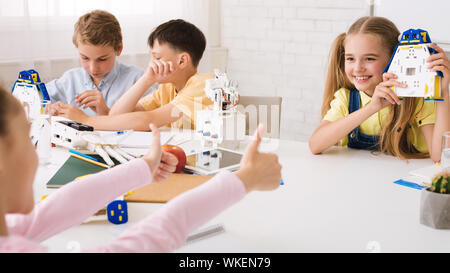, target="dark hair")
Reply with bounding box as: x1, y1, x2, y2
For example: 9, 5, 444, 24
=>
0, 86, 21, 137
147, 19, 206, 67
